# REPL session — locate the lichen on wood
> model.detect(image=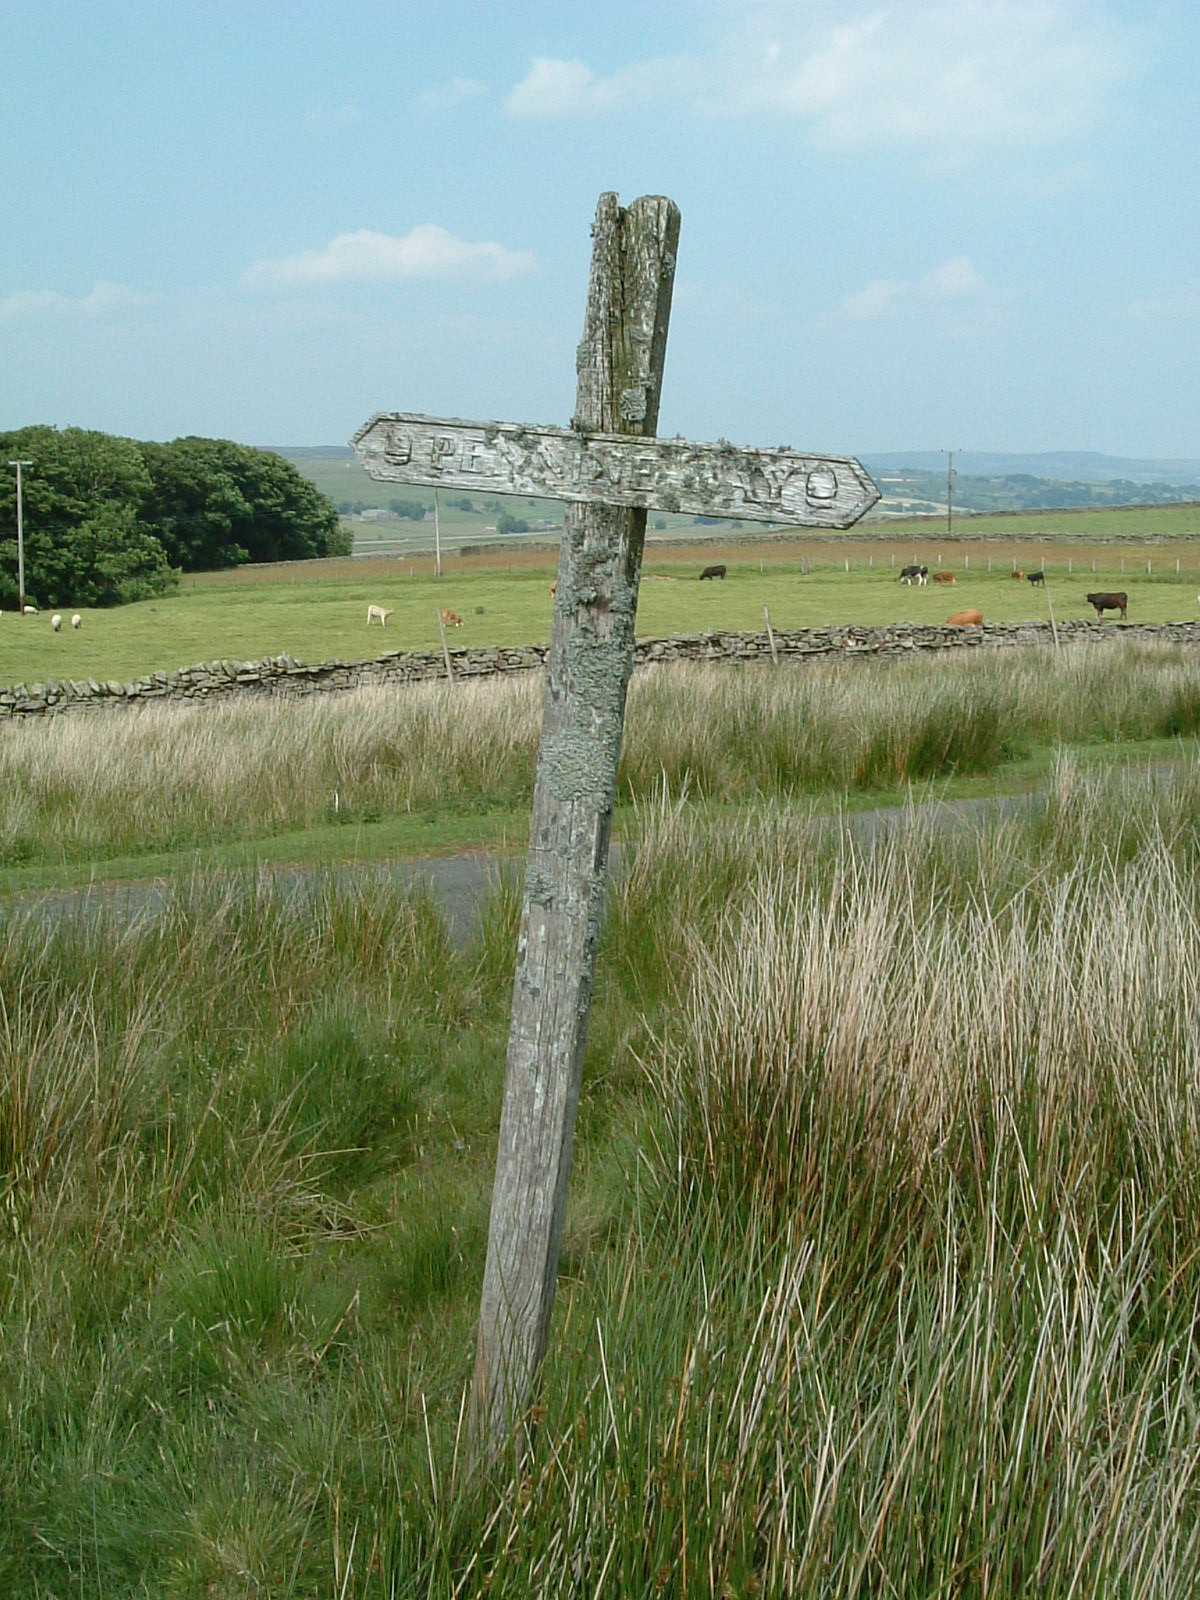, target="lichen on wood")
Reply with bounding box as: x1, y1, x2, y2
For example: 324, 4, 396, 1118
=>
470, 193, 681, 1462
